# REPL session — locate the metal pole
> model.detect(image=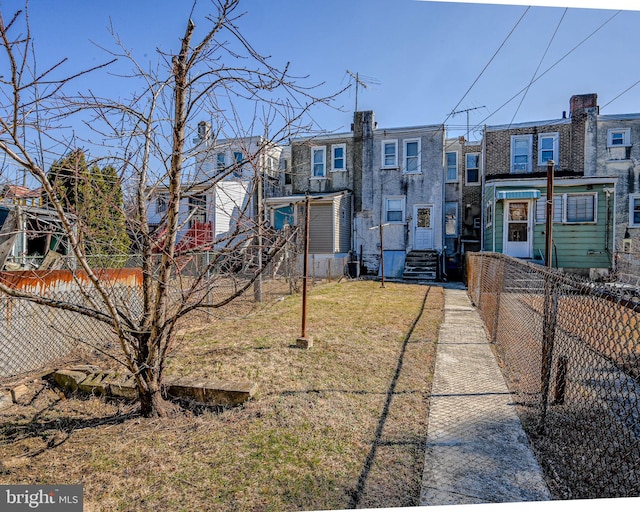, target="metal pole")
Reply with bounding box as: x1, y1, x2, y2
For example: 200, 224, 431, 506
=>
545, 160, 555, 267
296, 194, 312, 348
